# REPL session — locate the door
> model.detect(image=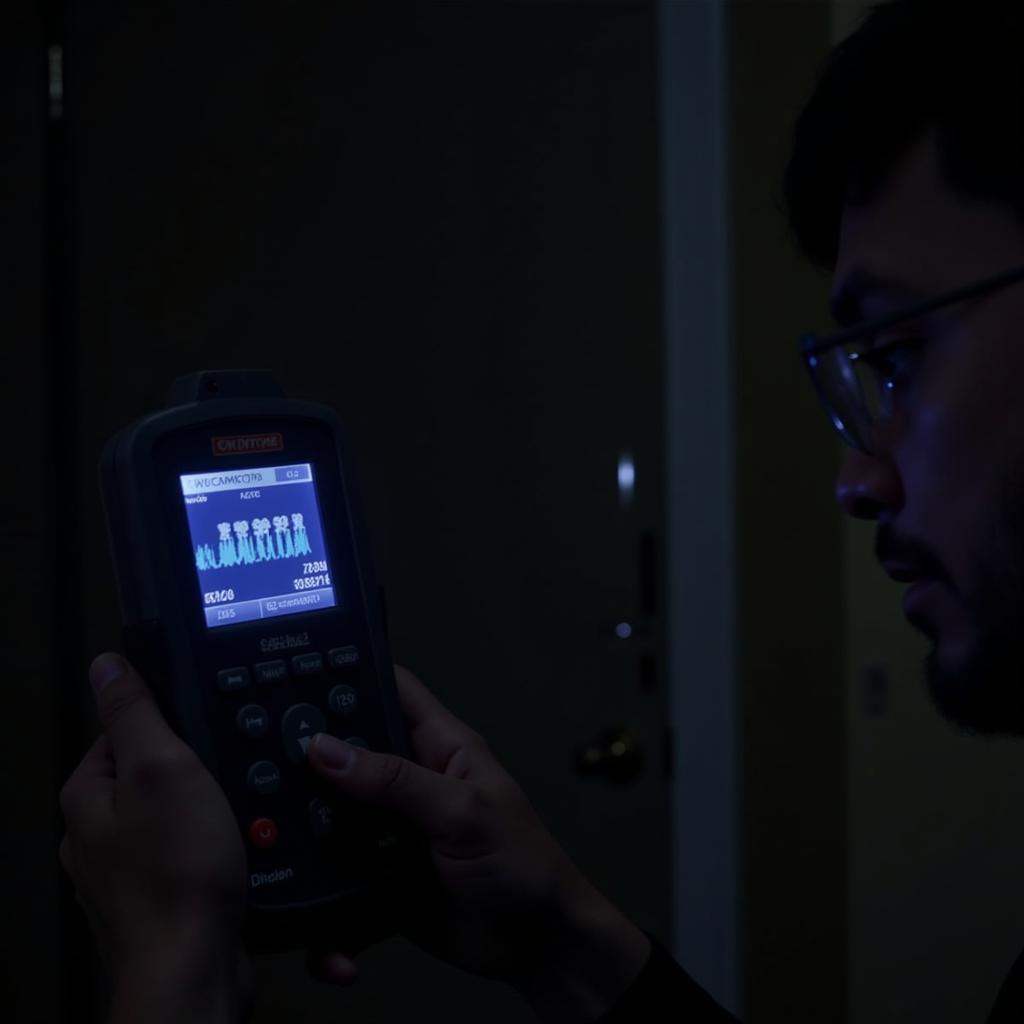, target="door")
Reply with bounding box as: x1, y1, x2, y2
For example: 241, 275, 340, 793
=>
67, 3, 669, 1020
